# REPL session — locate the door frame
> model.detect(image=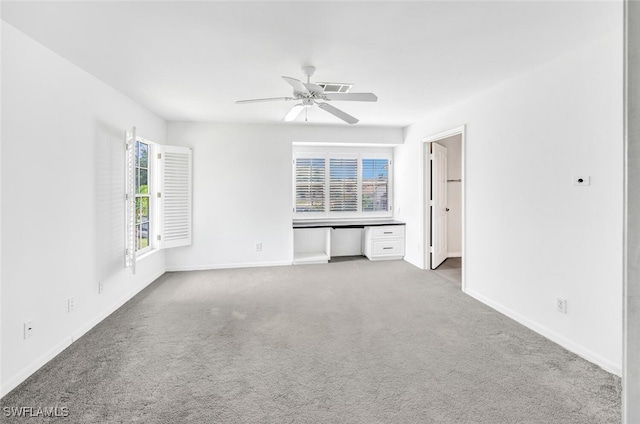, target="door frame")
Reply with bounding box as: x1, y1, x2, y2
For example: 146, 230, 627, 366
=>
421, 125, 466, 291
